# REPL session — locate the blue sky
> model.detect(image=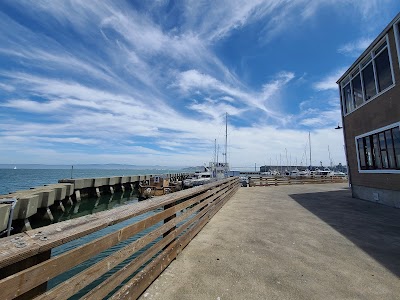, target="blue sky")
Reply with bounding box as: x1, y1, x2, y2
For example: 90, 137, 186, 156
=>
0, 1, 399, 168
